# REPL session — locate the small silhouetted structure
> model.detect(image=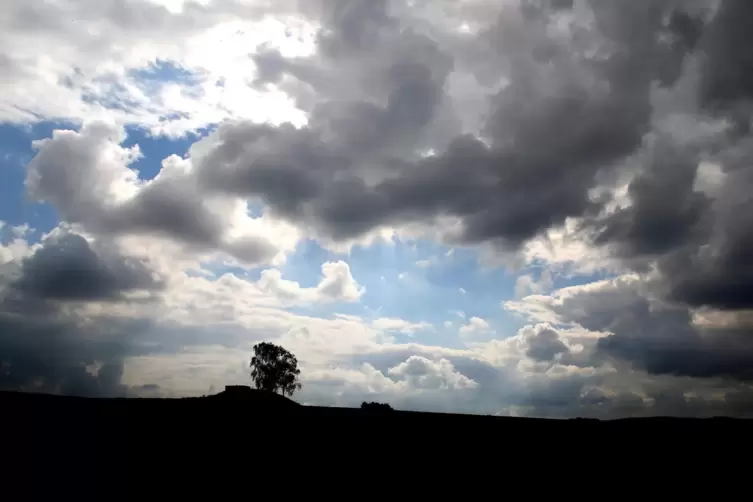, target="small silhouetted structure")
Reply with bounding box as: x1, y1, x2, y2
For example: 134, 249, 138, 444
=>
222, 385, 257, 398
209, 385, 301, 408
361, 401, 394, 412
